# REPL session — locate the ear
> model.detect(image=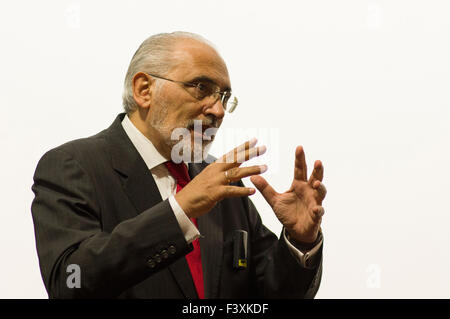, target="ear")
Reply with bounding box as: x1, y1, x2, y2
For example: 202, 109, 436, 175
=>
132, 72, 154, 109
